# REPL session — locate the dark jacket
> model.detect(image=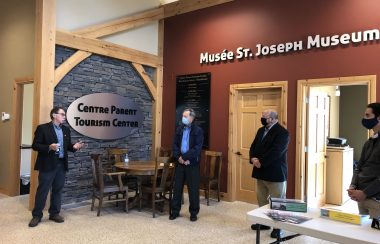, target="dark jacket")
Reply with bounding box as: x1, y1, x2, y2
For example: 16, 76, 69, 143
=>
32, 122, 76, 172
249, 123, 290, 182
350, 136, 380, 200
172, 123, 204, 165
